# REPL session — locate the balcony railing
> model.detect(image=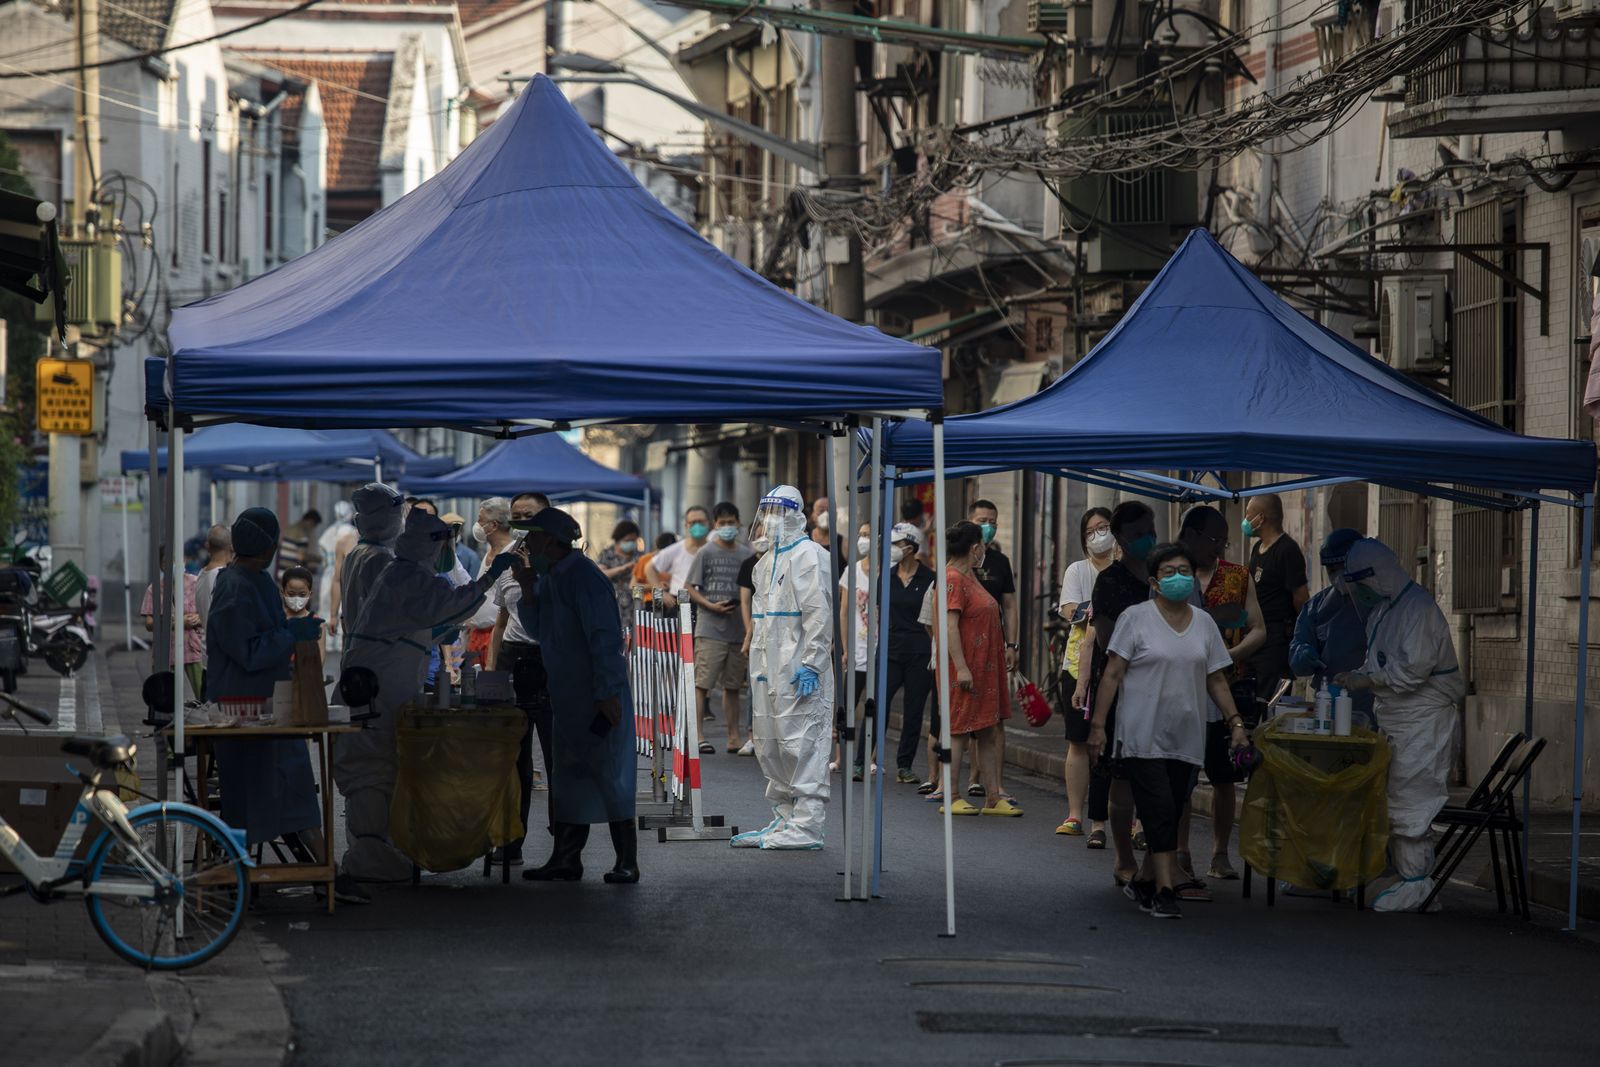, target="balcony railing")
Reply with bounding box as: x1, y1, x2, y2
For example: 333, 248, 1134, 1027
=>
1407, 13, 1600, 108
